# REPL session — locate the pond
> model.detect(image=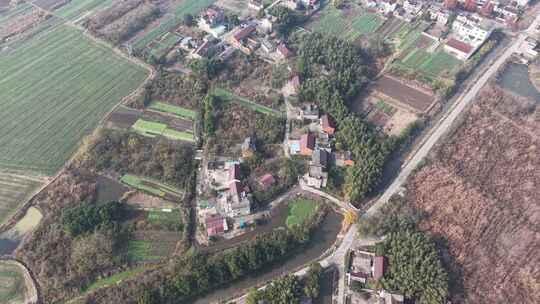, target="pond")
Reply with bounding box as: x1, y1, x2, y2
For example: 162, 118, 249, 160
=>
497, 63, 540, 102
191, 209, 343, 304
